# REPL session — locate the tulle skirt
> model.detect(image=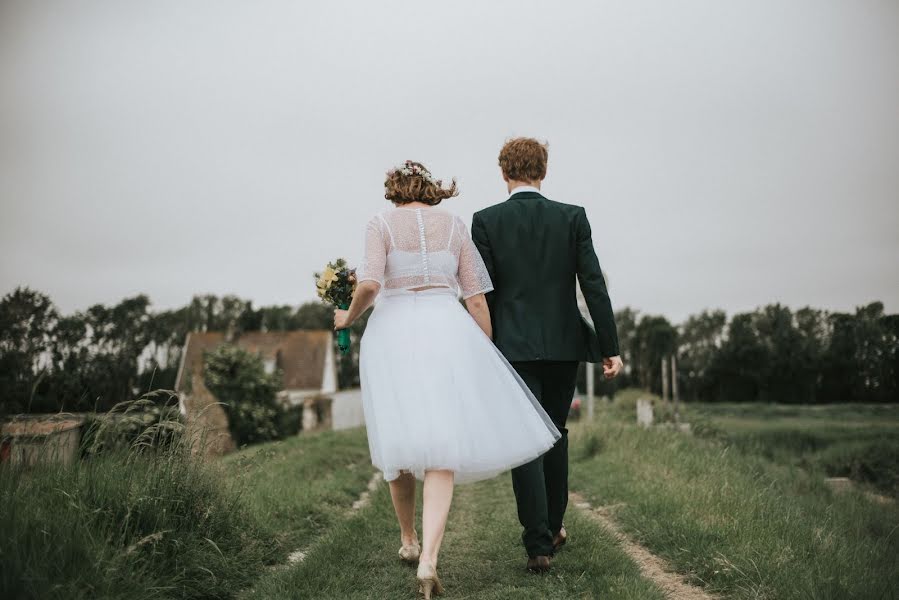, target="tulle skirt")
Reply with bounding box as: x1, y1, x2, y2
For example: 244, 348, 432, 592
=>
359, 288, 561, 485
